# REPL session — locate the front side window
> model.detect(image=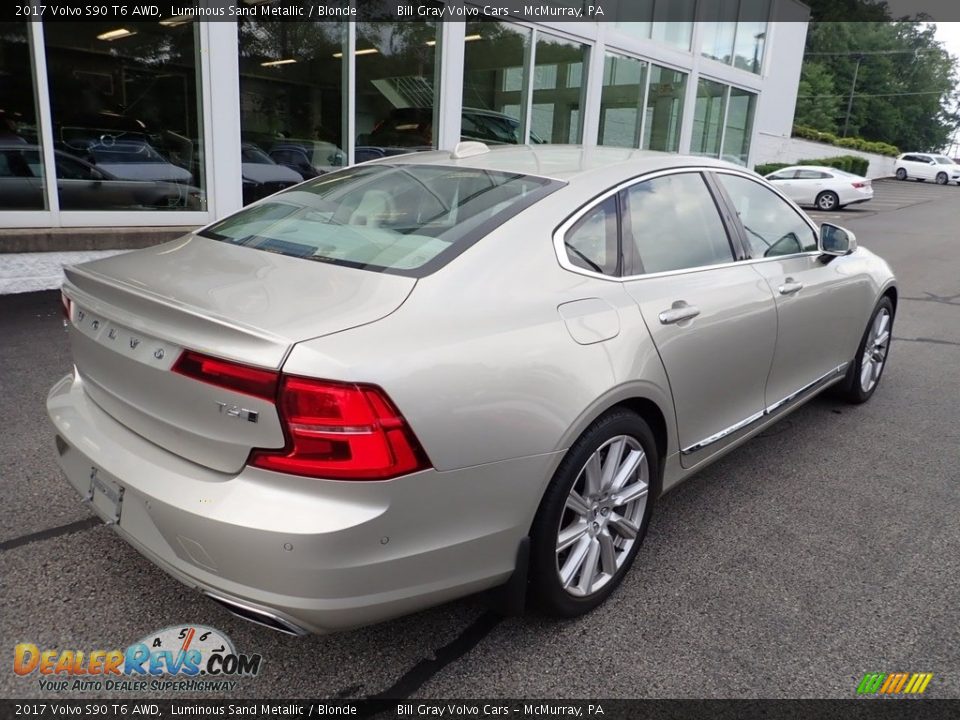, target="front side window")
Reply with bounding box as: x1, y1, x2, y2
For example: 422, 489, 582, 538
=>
200, 164, 558, 276
624, 173, 733, 274
716, 173, 817, 257
563, 195, 619, 275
